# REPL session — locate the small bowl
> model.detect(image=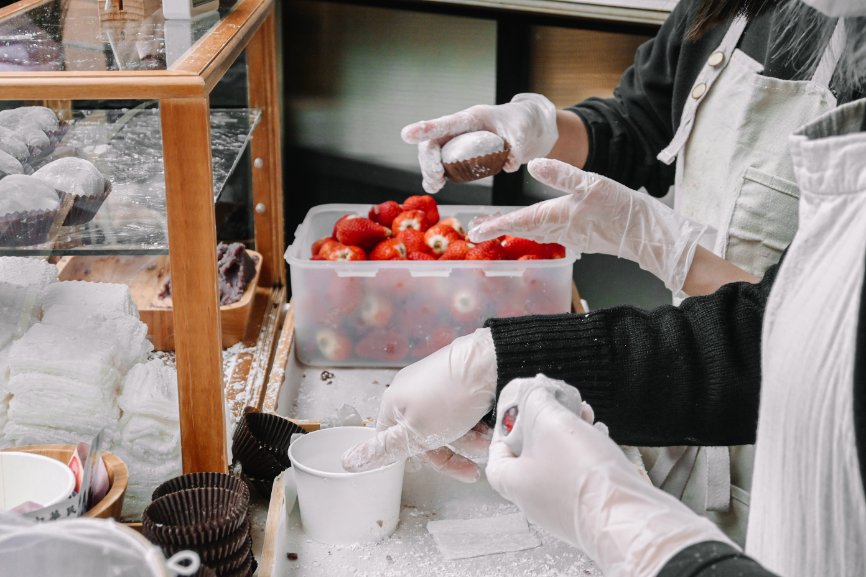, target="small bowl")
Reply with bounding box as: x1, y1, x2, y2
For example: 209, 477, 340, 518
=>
0, 452, 76, 516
